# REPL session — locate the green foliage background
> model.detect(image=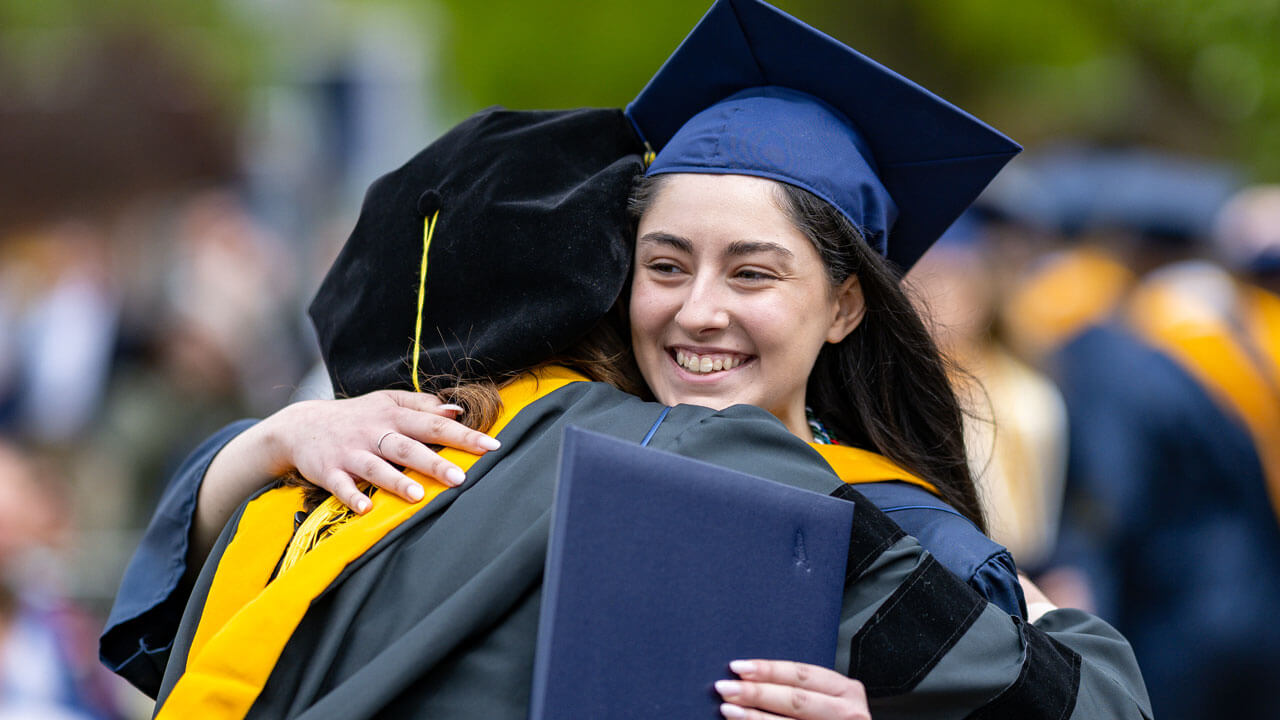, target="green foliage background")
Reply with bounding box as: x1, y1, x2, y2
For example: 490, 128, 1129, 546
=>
3, 0, 1279, 178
